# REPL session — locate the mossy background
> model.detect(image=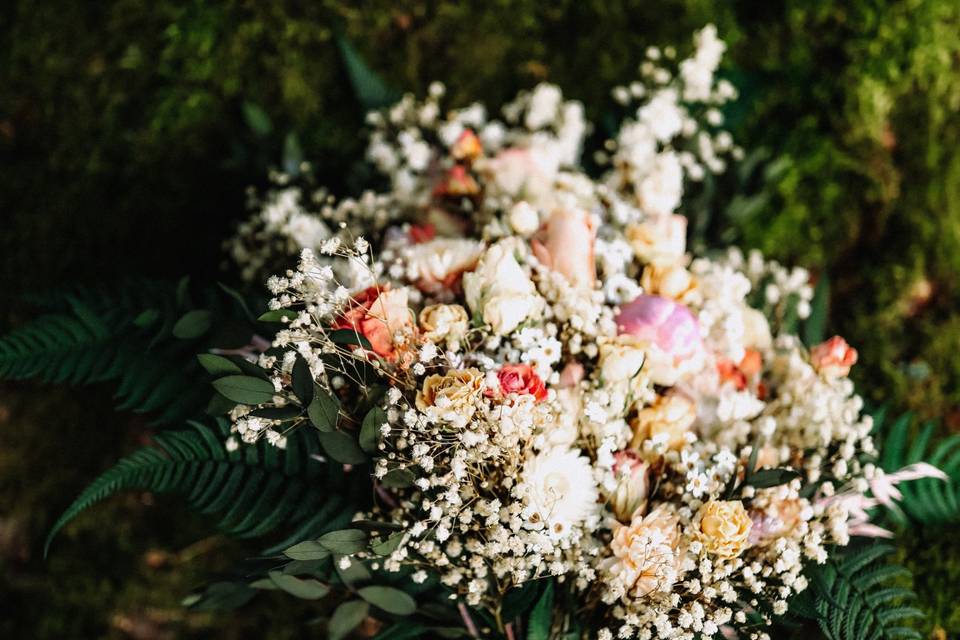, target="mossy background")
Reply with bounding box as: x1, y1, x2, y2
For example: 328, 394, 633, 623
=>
2, 1, 960, 637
